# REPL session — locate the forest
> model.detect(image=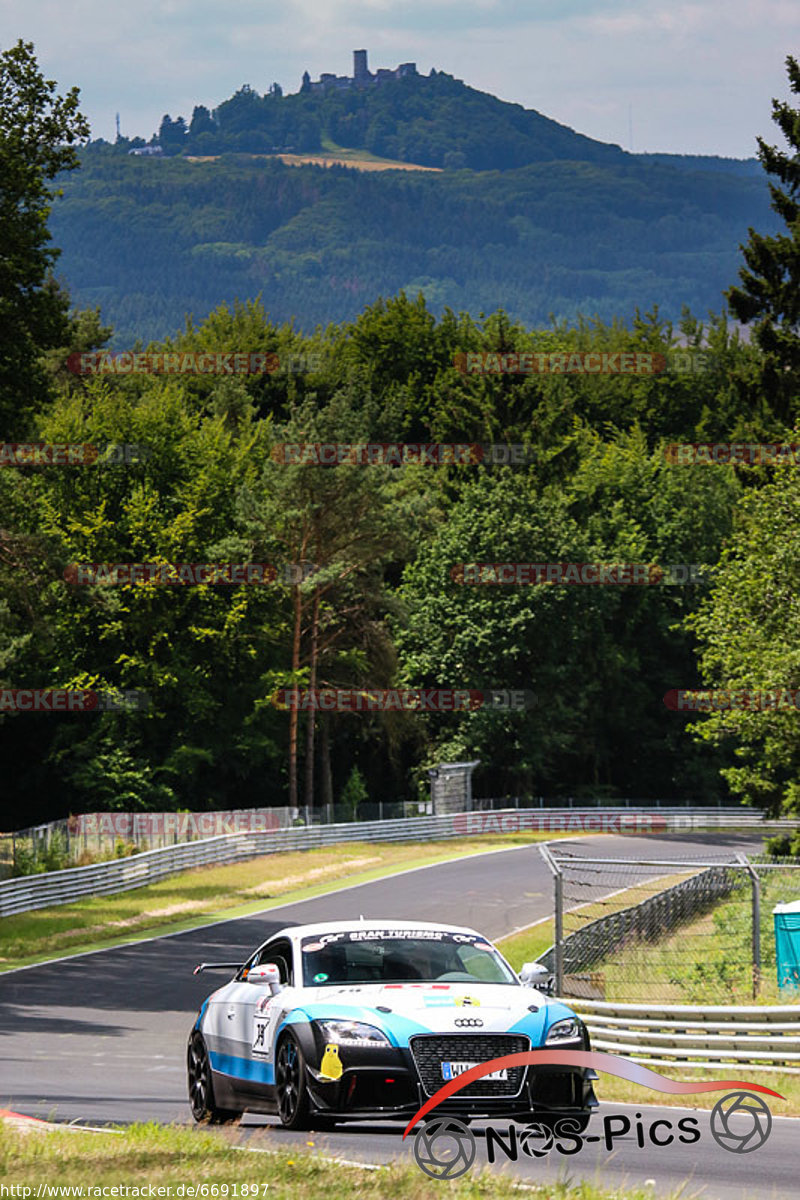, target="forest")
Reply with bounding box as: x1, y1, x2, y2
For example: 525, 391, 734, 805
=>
4, 40, 800, 829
